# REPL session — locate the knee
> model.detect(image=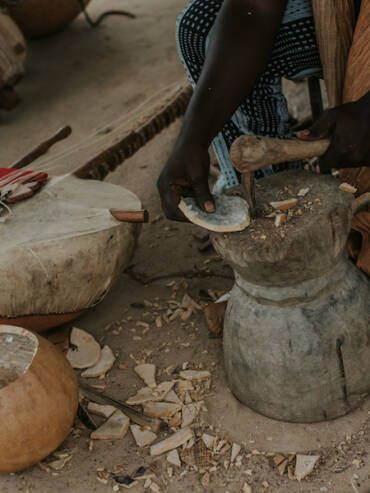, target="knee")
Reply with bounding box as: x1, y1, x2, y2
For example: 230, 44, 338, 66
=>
176, 4, 194, 59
